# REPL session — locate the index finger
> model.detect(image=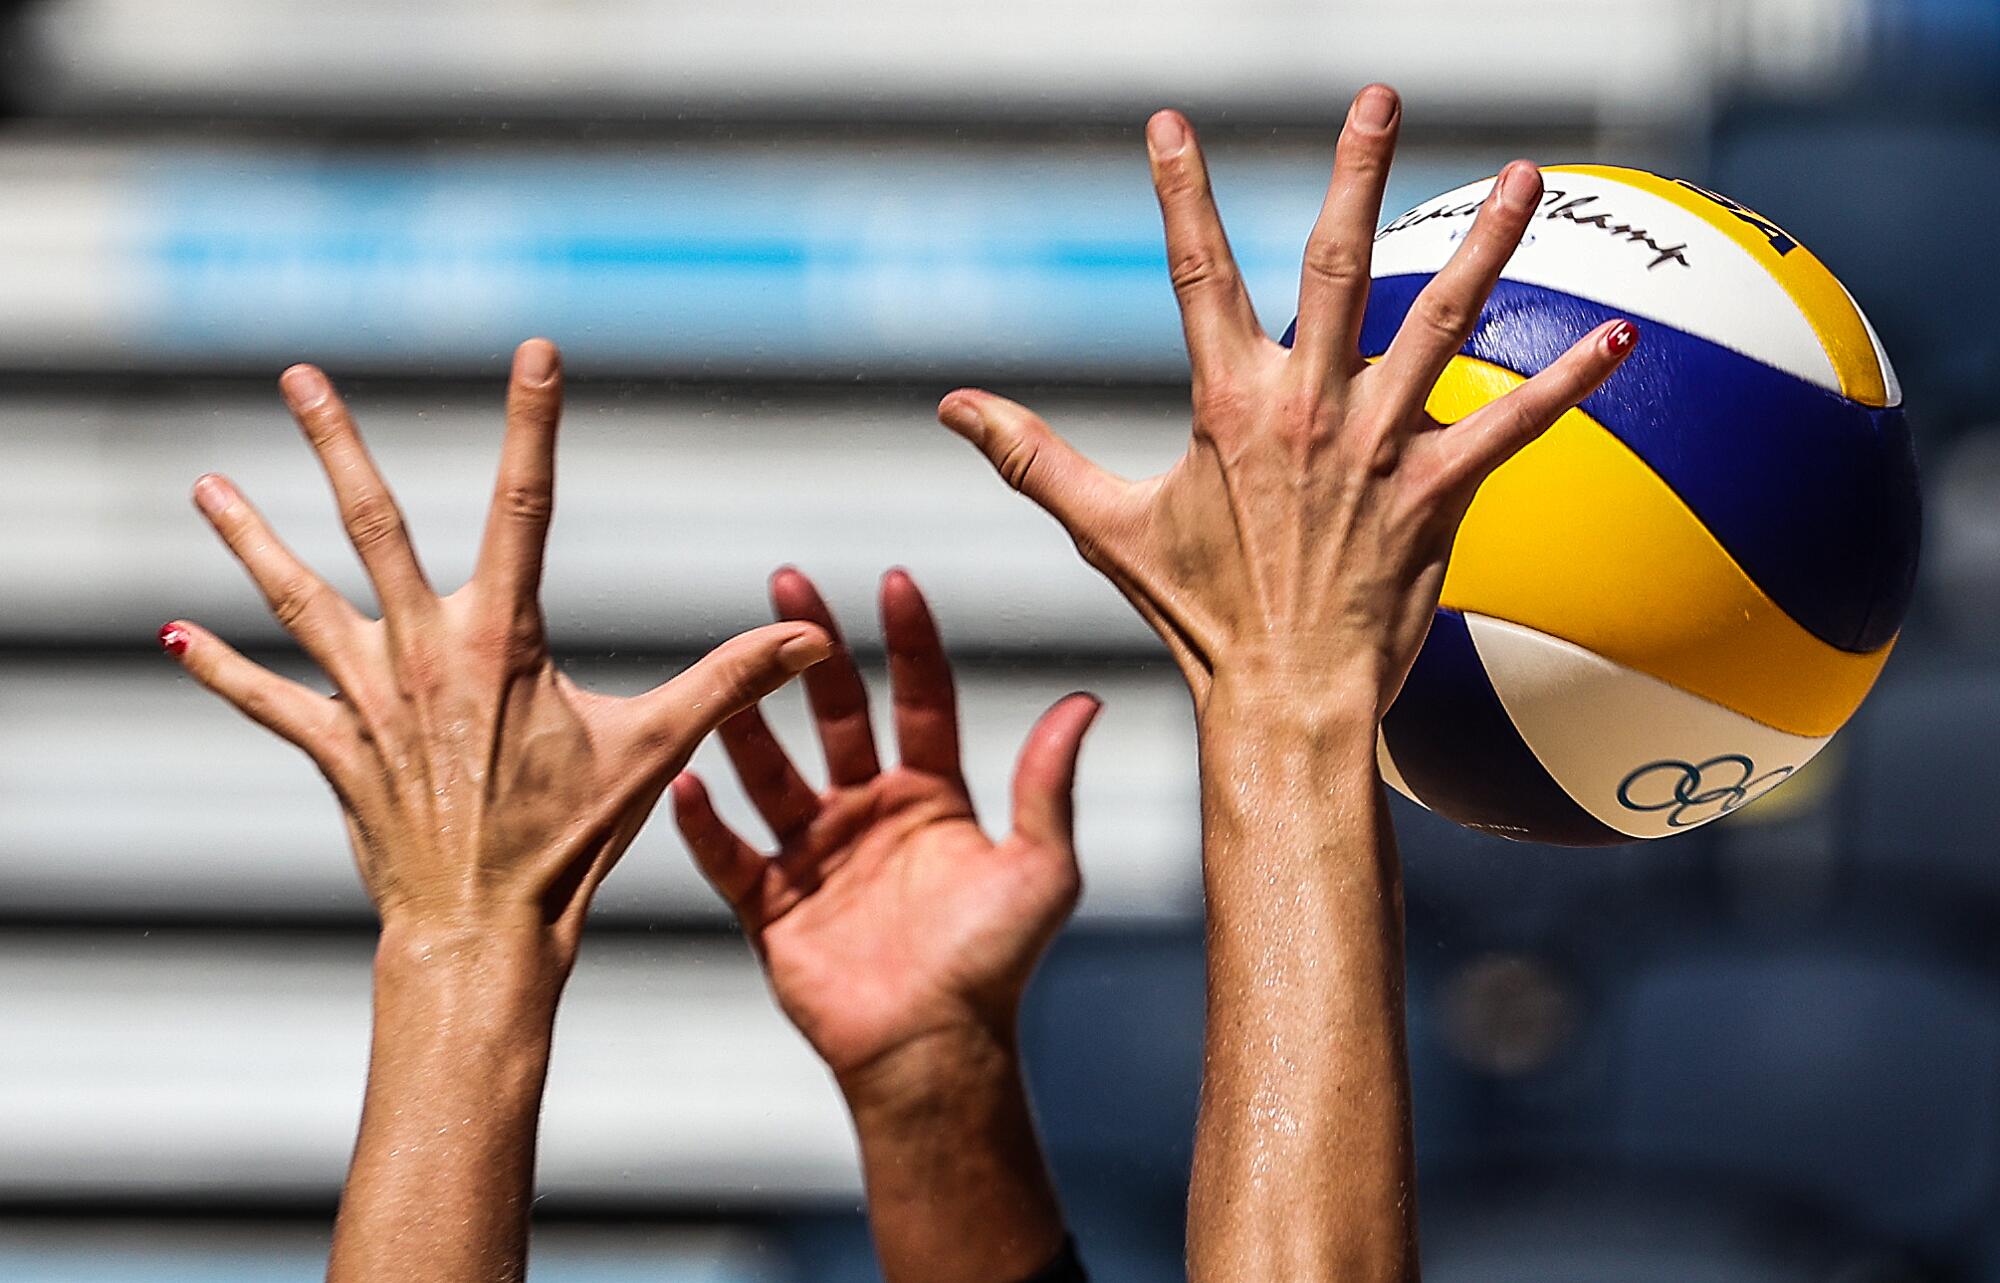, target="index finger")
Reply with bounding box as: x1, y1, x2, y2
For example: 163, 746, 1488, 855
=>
280, 364, 435, 625
473, 339, 563, 612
